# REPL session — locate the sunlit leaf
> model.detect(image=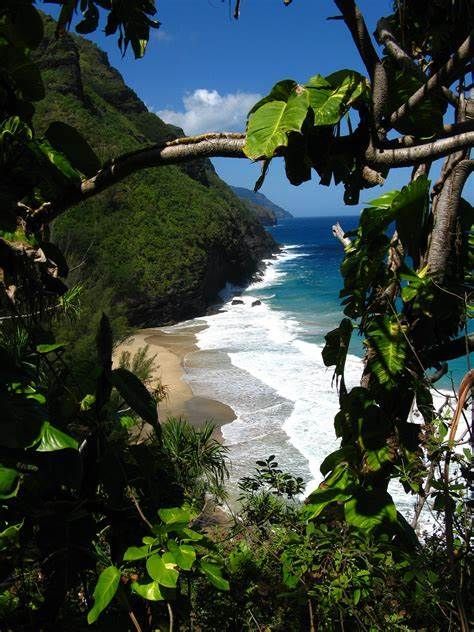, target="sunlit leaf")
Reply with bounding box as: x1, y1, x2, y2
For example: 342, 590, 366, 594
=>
87, 566, 121, 624
35, 422, 78, 452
